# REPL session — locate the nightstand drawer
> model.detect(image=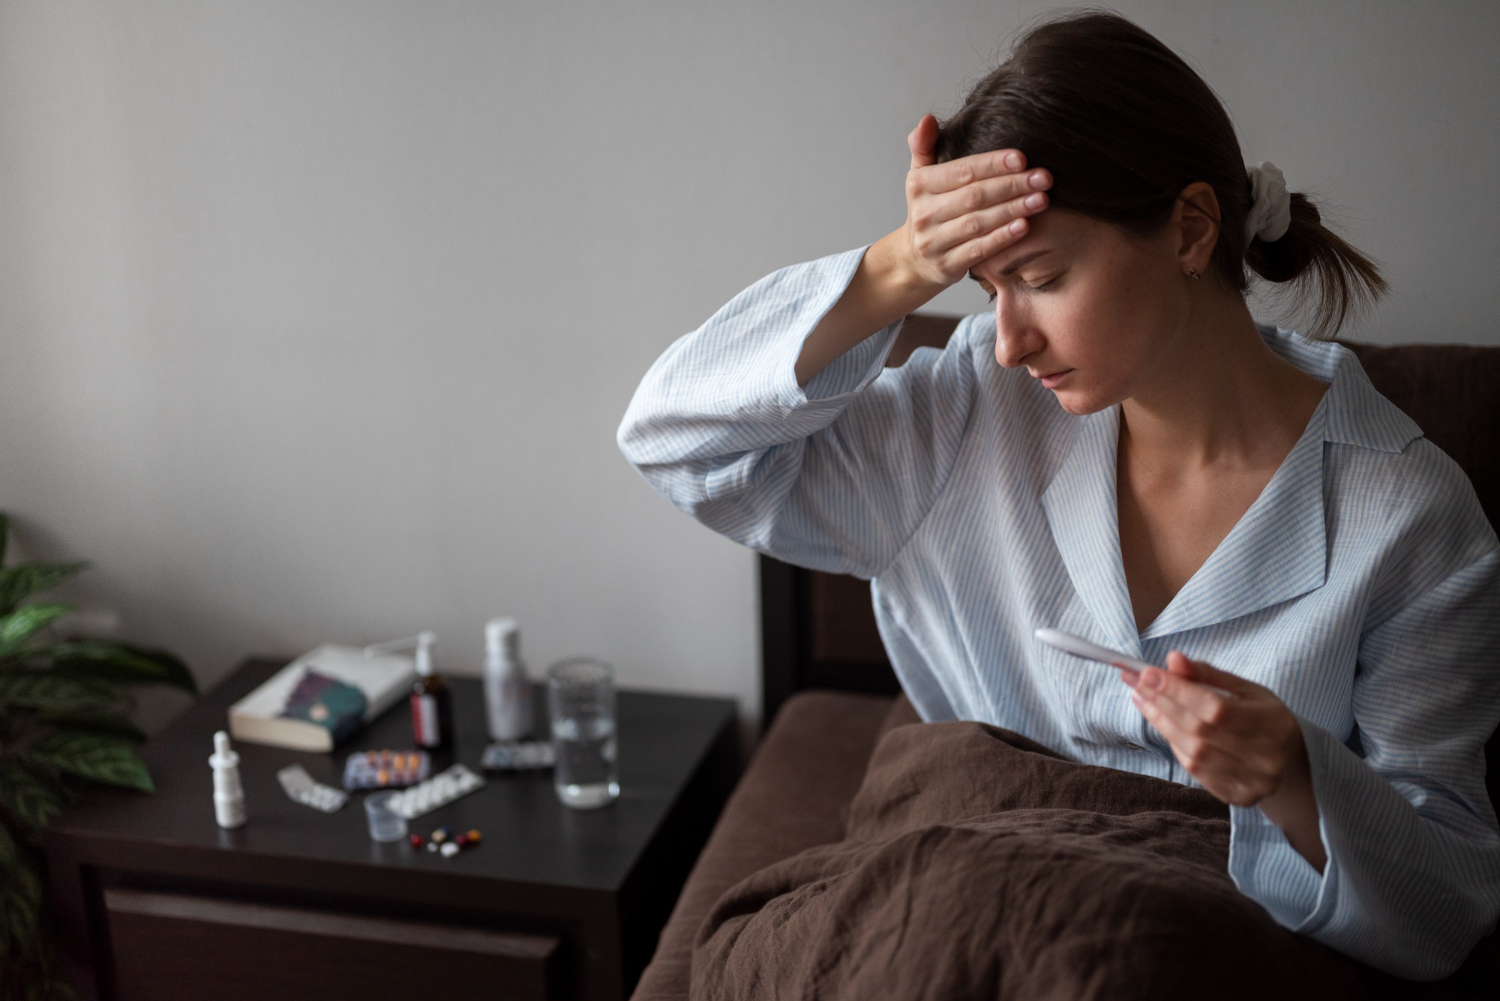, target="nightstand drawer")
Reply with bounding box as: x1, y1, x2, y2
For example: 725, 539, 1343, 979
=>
104, 888, 561, 1001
